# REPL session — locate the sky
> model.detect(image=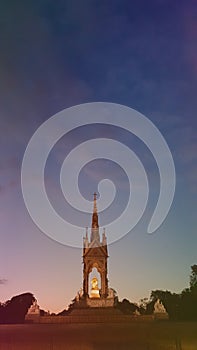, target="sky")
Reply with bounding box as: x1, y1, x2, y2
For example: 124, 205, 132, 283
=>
0, 0, 197, 313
